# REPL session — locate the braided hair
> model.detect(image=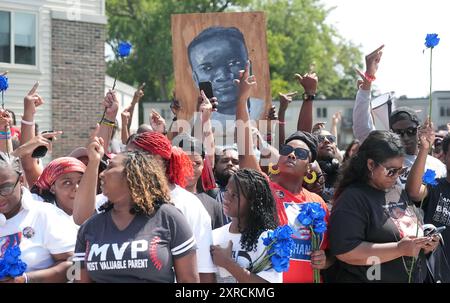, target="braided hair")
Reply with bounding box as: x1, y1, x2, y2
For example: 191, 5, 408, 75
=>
233, 169, 278, 252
